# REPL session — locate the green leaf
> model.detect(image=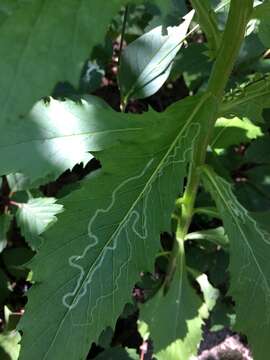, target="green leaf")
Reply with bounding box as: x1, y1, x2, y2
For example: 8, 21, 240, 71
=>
143, 272, 218, 360
19, 93, 217, 360
202, 166, 270, 360
171, 43, 212, 82
0, 96, 145, 186
140, 248, 203, 354
16, 197, 63, 250
0, 213, 12, 253
0, 331, 20, 360
220, 76, 270, 123
119, 10, 194, 102
0, 0, 132, 124
95, 347, 138, 360
211, 117, 262, 149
